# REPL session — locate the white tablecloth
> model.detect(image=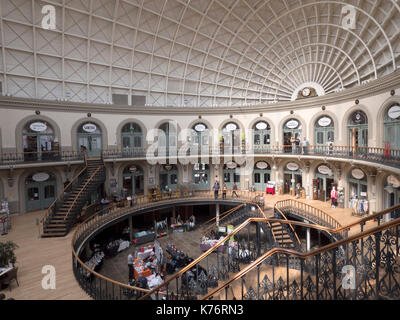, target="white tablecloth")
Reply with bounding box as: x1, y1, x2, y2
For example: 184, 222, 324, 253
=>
137, 248, 154, 260
117, 241, 130, 252
146, 274, 164, 290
